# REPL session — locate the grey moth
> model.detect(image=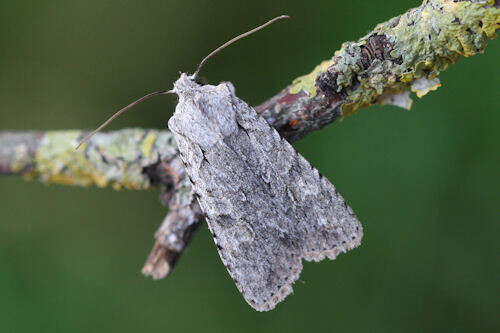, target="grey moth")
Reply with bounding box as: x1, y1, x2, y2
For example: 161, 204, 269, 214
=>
168, 73, 362, 311
79, 15, 363, 312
